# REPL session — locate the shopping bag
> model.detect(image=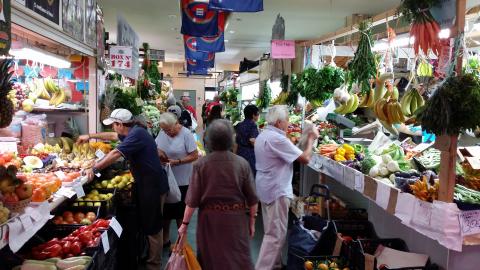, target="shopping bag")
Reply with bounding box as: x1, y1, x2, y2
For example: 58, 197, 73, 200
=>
165, 249, 188, 270
184, 242, 201, 270
165, 164, 181, 203
166, 236, 202, 270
